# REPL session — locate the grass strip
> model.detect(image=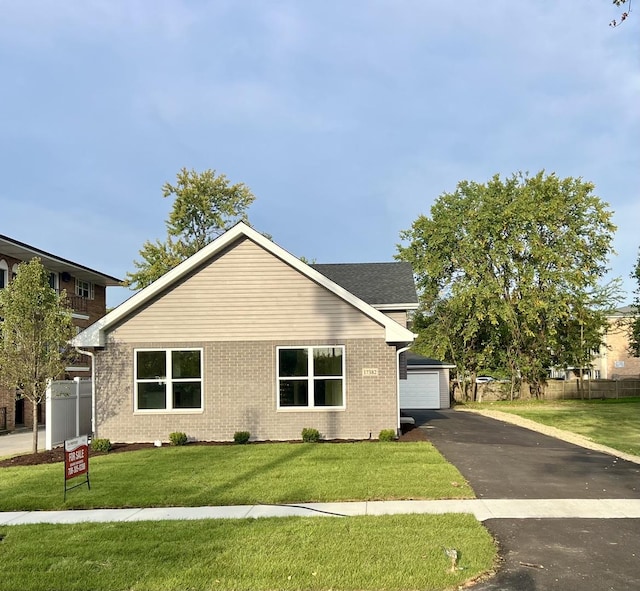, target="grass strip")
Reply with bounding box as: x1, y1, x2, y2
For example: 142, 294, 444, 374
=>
0, 442, 473, 511
0, 514, 496, 591
468, 398, 640, 456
